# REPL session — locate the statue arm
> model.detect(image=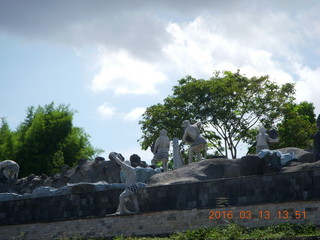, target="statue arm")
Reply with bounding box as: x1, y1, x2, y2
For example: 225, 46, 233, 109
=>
110, 153, 133, 171
268, 136, 279, 143
182, 130, 188, 143
153, 138, 159, 154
